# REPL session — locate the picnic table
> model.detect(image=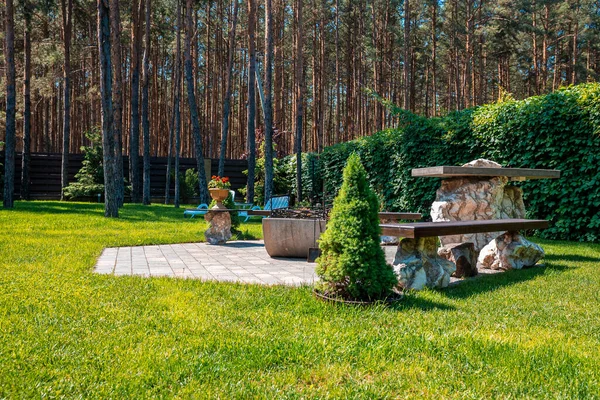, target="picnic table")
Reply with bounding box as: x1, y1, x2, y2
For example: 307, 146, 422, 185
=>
380, 159, 560, 291
412, 159, 560, 251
